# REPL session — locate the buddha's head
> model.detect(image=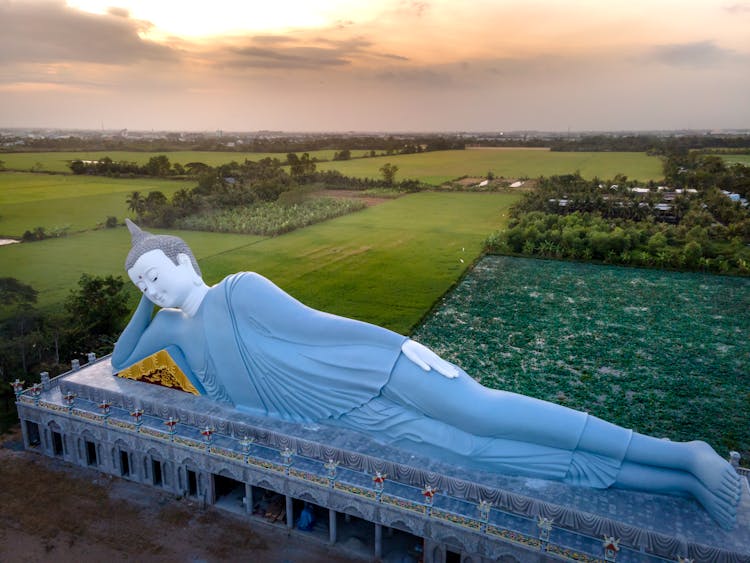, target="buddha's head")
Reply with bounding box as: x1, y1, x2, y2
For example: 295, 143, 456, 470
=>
125, 219, 204, 308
